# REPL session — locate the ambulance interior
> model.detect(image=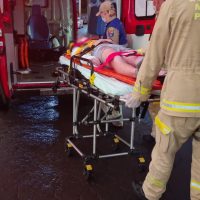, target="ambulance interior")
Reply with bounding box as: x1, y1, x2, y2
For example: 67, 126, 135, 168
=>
0, 0, 76, 101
